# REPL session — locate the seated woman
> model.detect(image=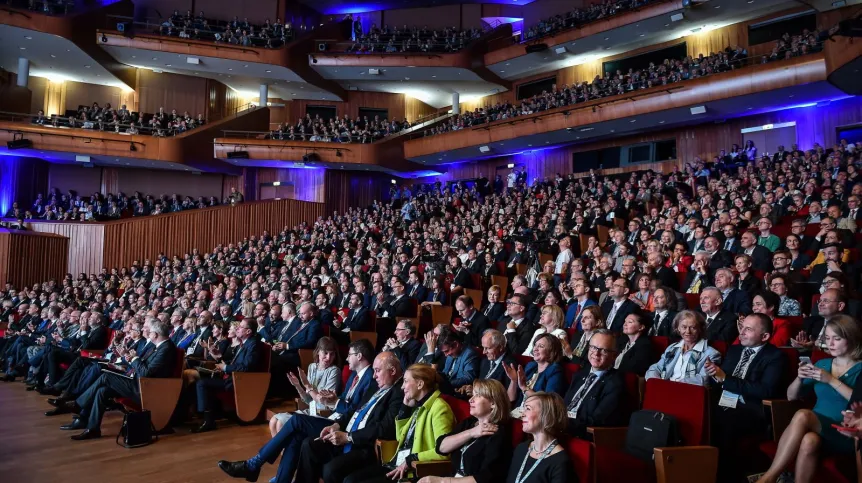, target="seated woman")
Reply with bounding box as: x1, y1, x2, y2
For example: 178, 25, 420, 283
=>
569, 306, 605, 365
629, 273, 655, 313
756, 315, 862, 483
183, 320, 235, 385
421, 276, 447, 309
480, 285, 505, 322
645, 310, 722, 386
506, 392, 577, 483
345, 364, 455, 483
740, 290, 791, 347
767, 274, 801, 317
523, 305, 568, 356
418, 379, 513, 483
614, 313, 653, 376
505, 334, 566, 415
269, 336, 340, 436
